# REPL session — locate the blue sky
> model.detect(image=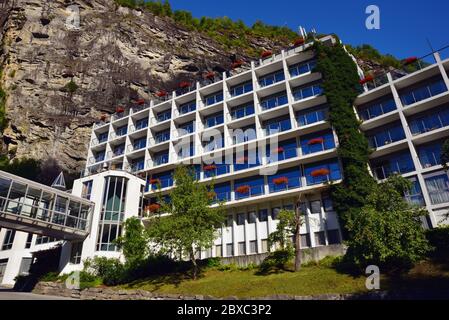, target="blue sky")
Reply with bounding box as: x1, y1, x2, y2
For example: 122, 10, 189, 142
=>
168, 0, 449, 59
